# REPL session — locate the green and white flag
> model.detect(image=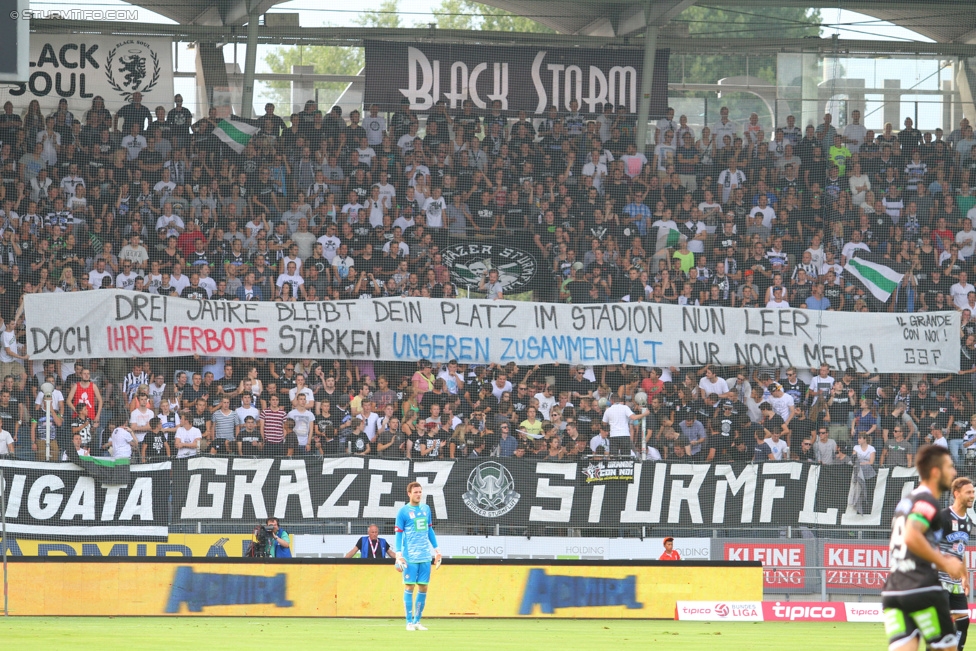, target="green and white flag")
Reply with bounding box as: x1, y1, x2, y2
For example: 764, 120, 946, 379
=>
214, 119, 260, 154
844, 254, 904, 302
76, 454, 131, 485
654, 226, 685, 253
